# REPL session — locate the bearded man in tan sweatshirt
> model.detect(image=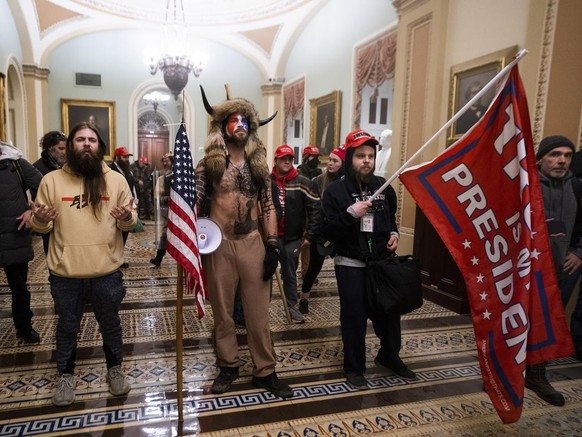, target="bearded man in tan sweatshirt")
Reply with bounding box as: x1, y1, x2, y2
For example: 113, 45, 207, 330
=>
31, 121, 136, 407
